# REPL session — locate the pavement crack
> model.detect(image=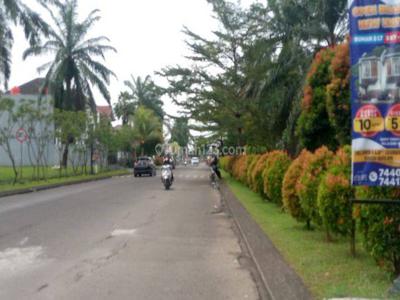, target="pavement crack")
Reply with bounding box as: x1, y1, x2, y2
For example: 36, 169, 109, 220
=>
36, 283, 49, 292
